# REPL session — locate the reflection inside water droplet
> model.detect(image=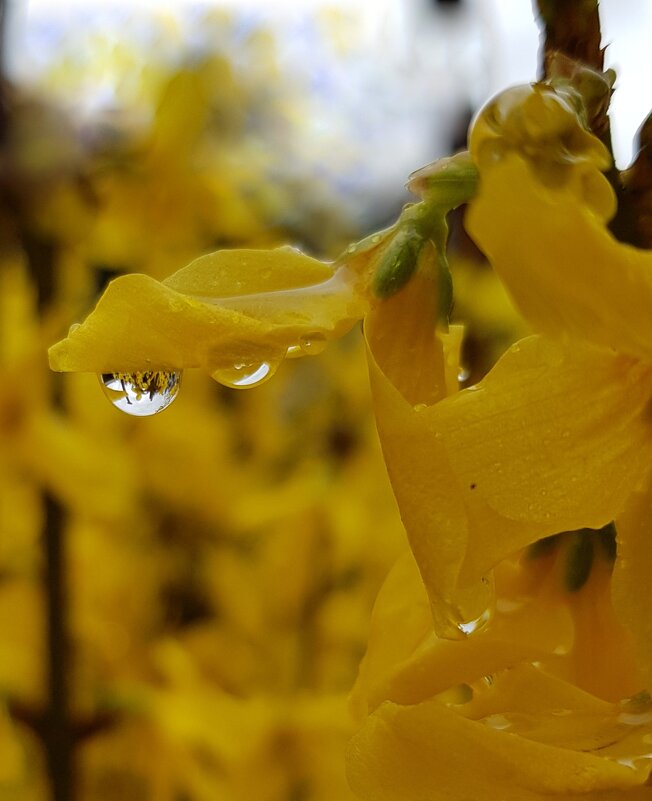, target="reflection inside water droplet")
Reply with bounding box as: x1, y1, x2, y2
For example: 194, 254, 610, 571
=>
100, 370, 182, 416
212, 360, 279, 389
